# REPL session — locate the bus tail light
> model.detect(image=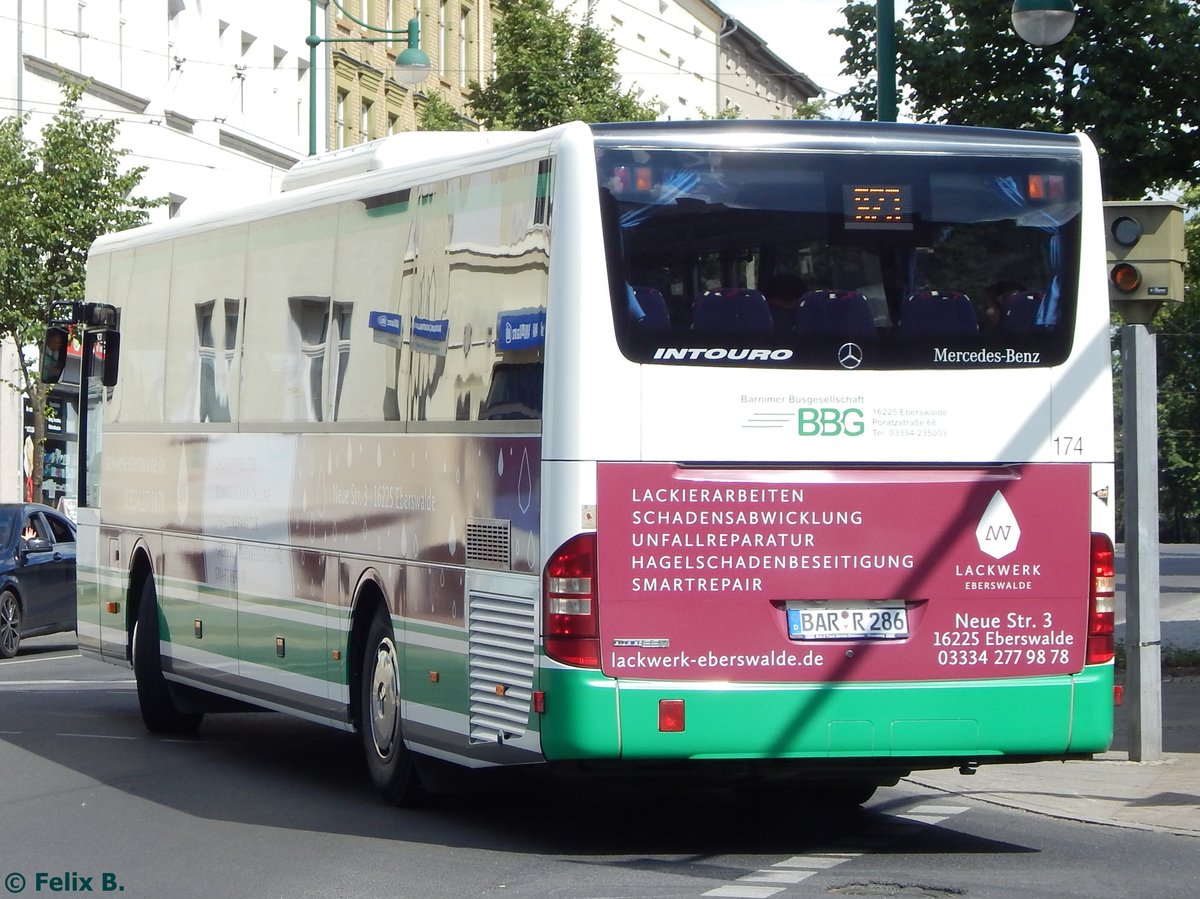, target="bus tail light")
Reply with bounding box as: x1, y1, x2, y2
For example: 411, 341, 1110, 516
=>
1087, 533, 1116, 665
544, 534, 600, 668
